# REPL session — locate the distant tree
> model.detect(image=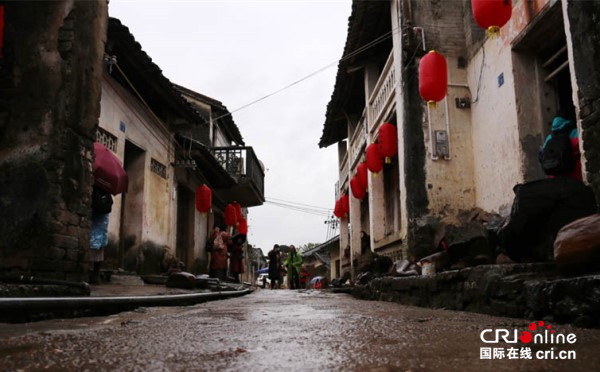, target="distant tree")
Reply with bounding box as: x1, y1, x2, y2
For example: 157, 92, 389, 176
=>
299, 242, 318, 253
